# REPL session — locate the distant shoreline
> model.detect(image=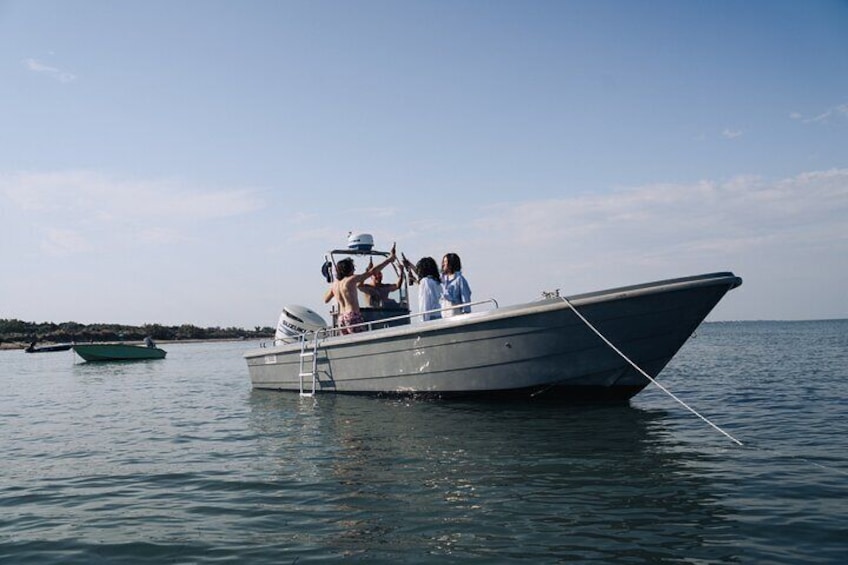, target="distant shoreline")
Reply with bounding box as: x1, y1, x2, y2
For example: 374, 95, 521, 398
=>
0, 337, 267, 351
